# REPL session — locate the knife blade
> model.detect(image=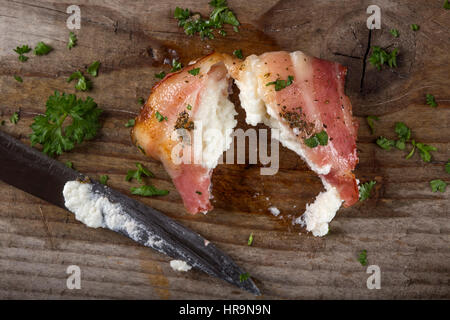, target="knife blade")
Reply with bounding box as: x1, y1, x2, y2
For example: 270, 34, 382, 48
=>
0, 130, 260, 295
